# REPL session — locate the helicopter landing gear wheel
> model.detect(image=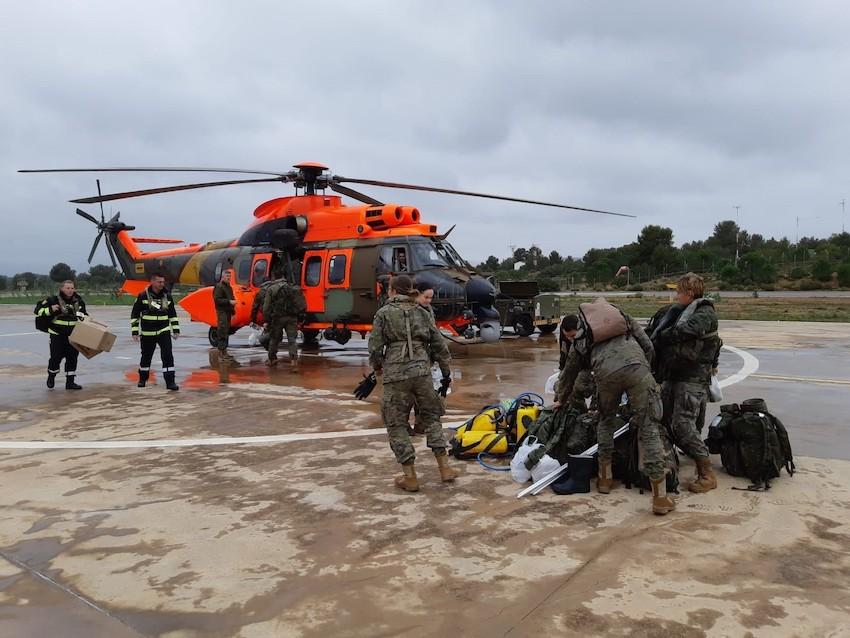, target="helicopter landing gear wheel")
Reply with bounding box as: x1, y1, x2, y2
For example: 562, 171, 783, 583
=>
208, 327, 219, 348
513, 314, 535, 337
538, 324, 557, 335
